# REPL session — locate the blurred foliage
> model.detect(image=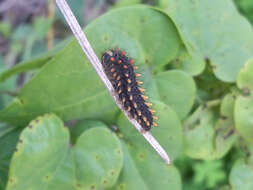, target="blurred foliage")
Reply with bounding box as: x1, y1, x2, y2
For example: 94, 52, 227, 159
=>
234, 0, 253, 24
0, 0, 253, 190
